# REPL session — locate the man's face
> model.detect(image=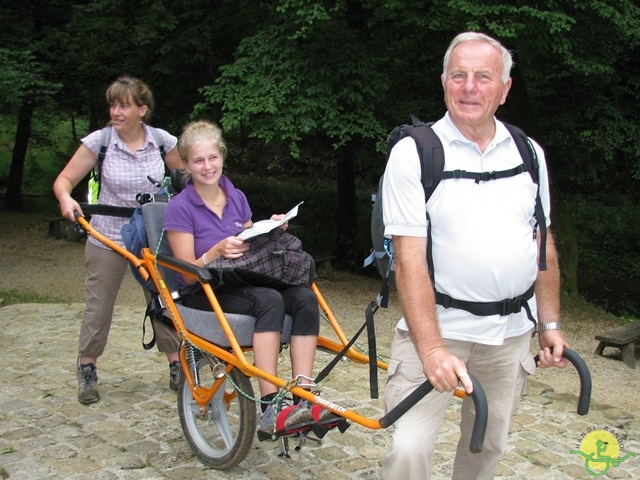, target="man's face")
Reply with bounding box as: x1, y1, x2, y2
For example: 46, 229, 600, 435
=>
442, 41, 512, 131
